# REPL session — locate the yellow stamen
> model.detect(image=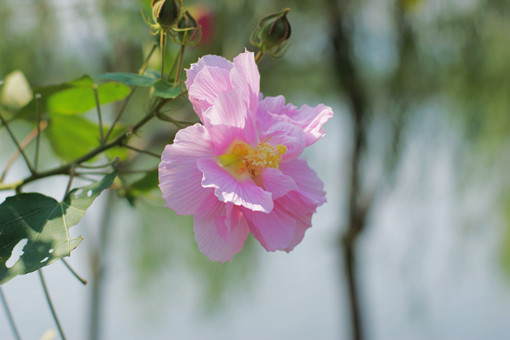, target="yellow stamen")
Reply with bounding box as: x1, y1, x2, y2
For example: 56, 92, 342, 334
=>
218, 140, 287, 180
